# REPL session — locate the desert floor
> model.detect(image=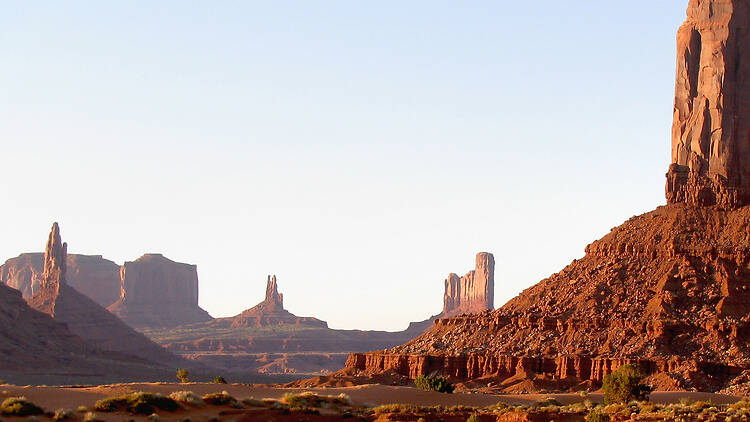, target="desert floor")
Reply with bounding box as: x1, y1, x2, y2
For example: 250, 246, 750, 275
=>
0, 382, 743, 420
